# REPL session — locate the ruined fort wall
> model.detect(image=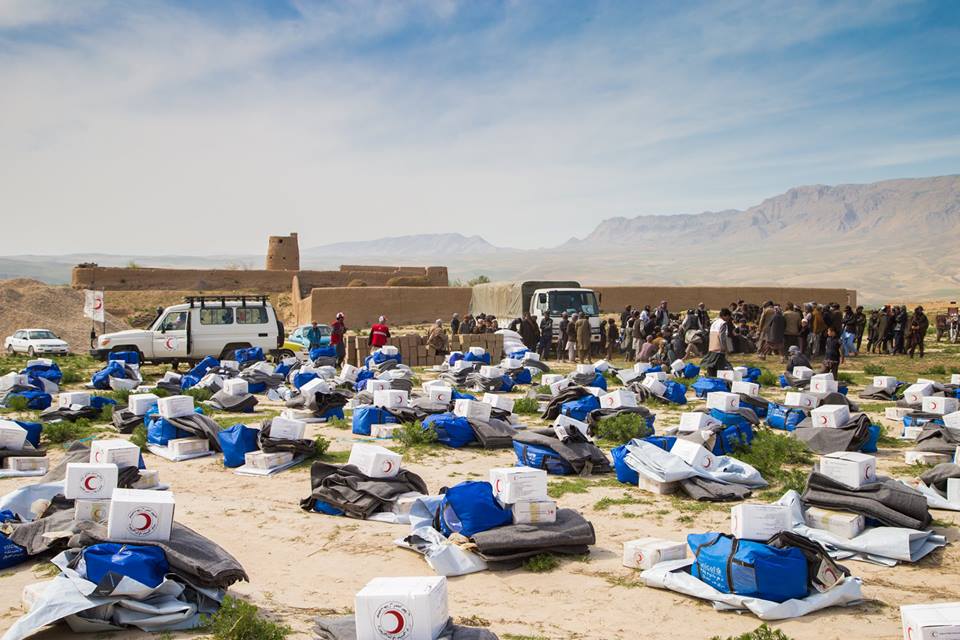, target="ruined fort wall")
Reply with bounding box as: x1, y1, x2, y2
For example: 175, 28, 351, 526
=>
302, 286, 472, 327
